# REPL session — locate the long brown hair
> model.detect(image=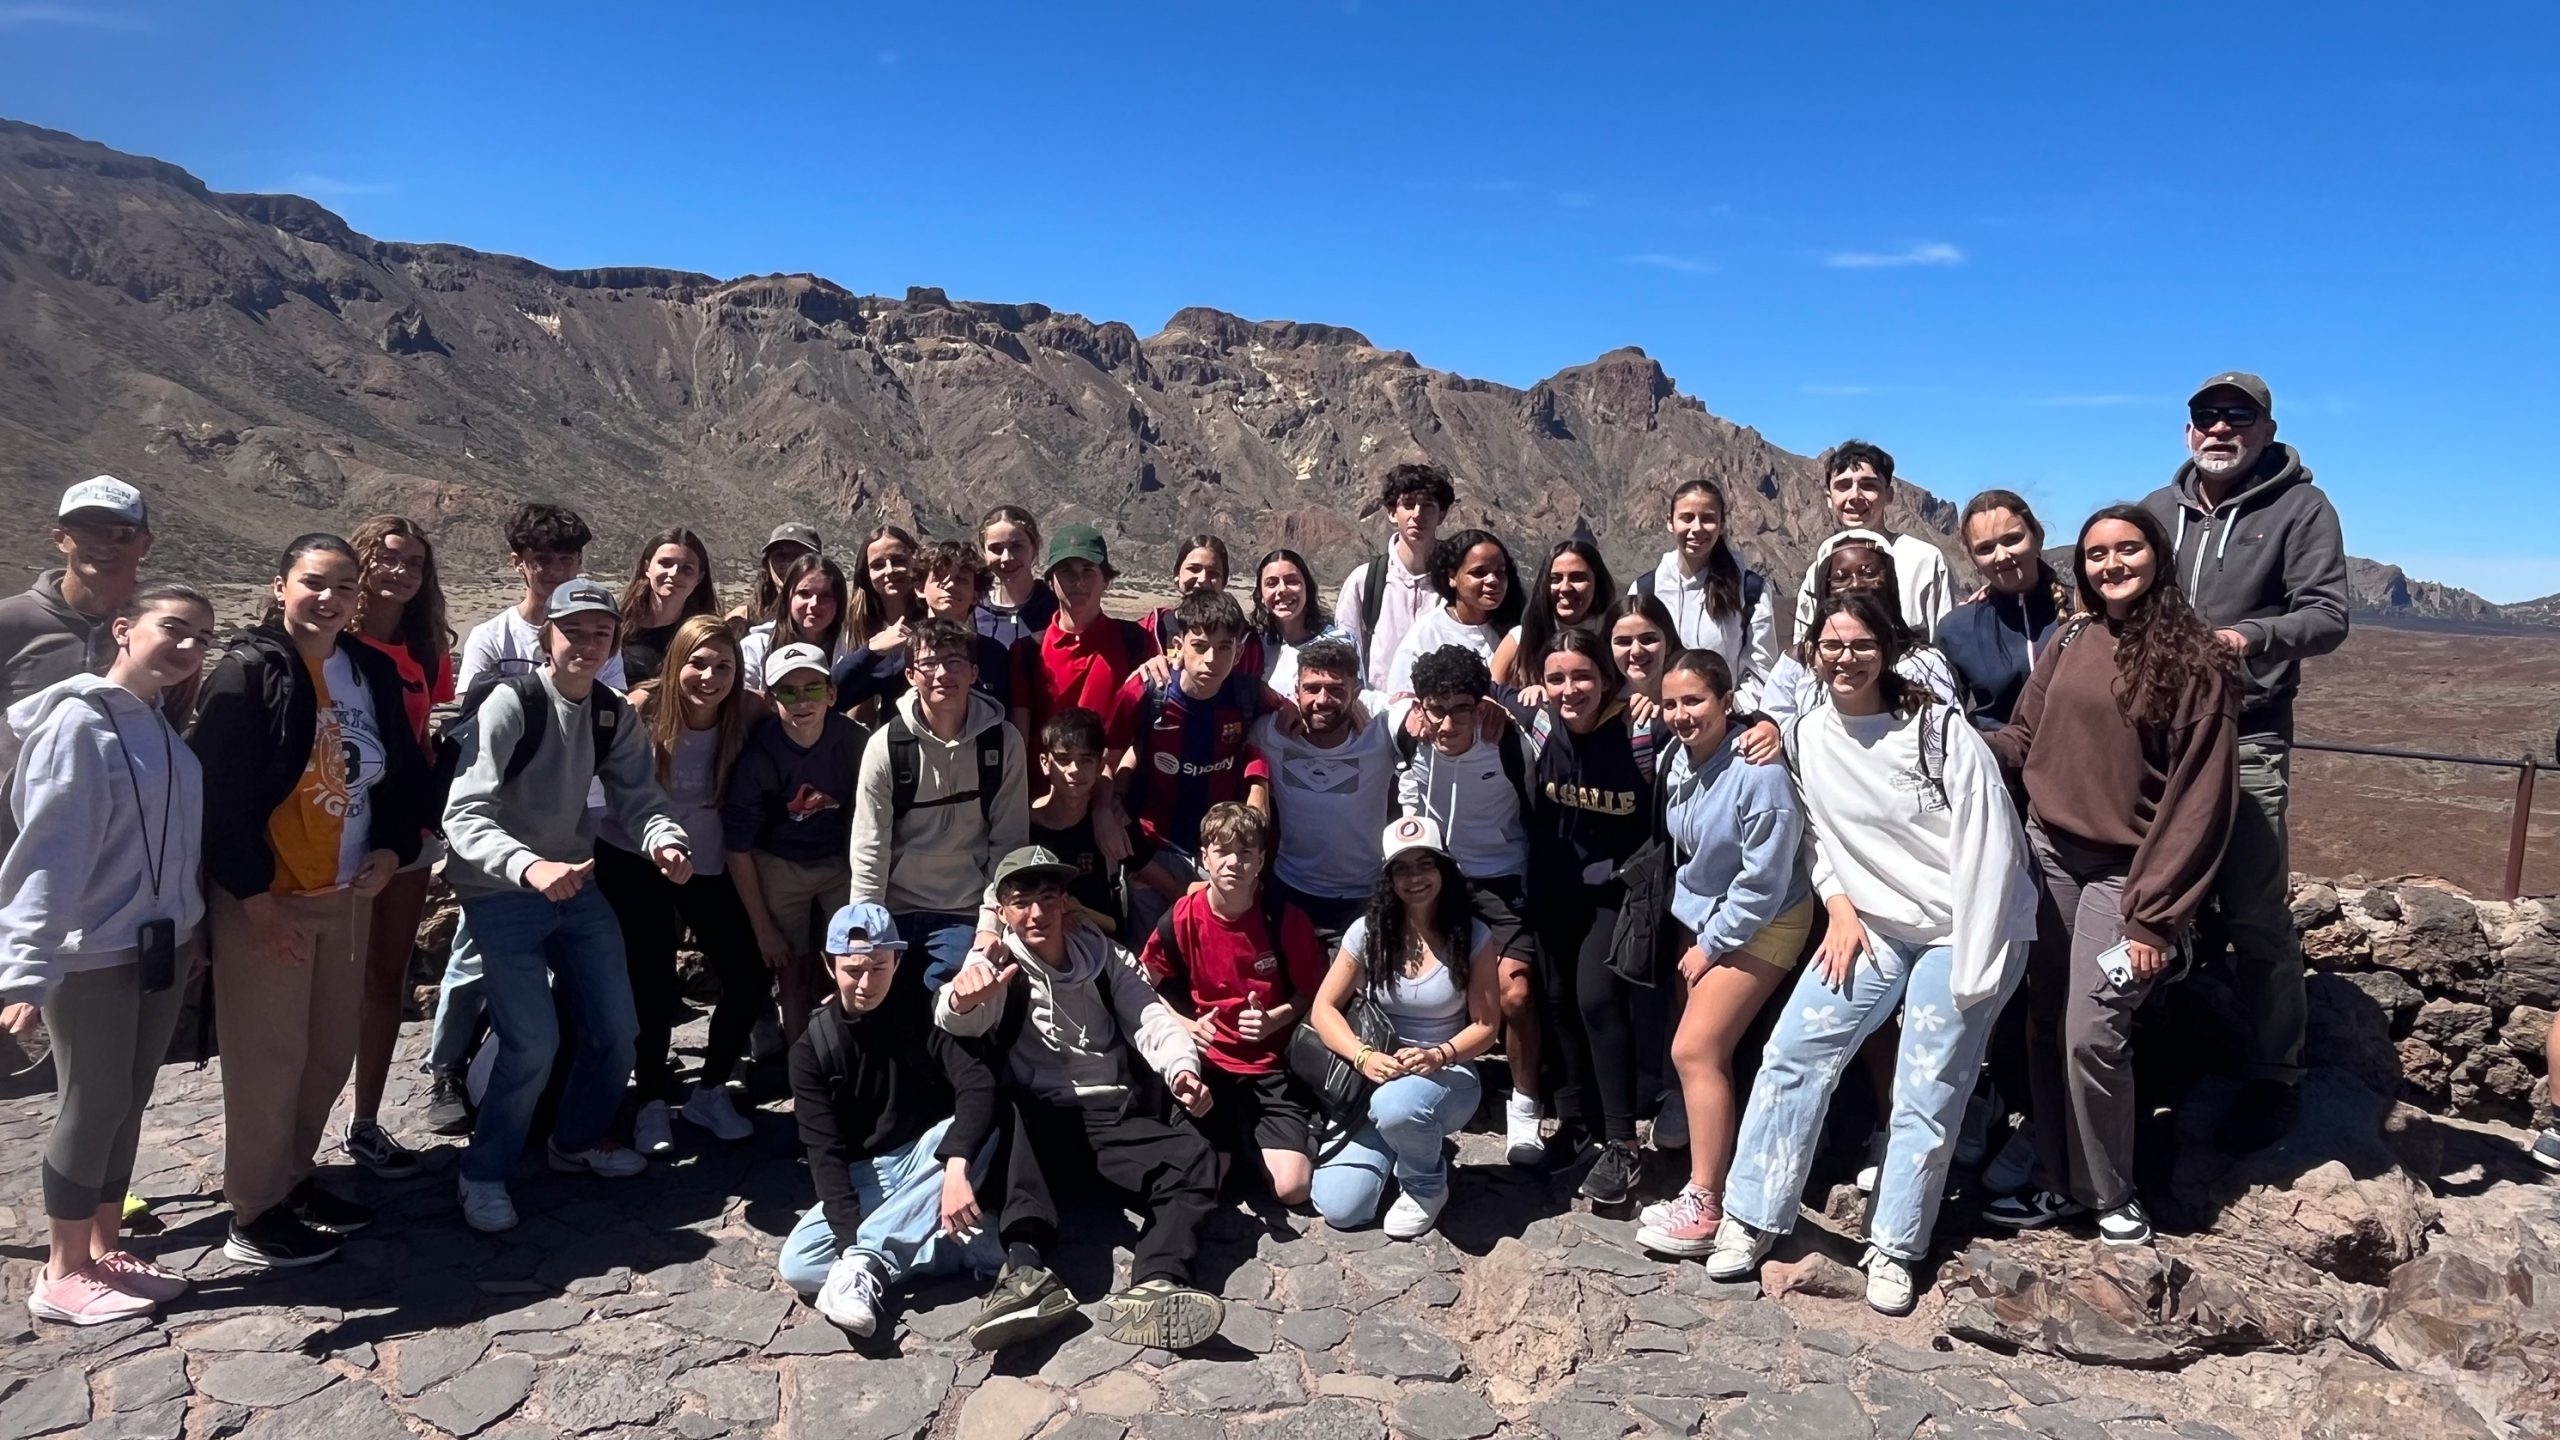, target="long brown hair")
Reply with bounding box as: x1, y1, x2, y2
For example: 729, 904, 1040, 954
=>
348, 515, 453, 667
638, 615, 758, 797
2073, 504, 2233, 730
845, 524, 920, 645
1670, 478, 1751, 620
617, 527, 719, 632
773, 551, 850, 654
1961, 489, 2072, 619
